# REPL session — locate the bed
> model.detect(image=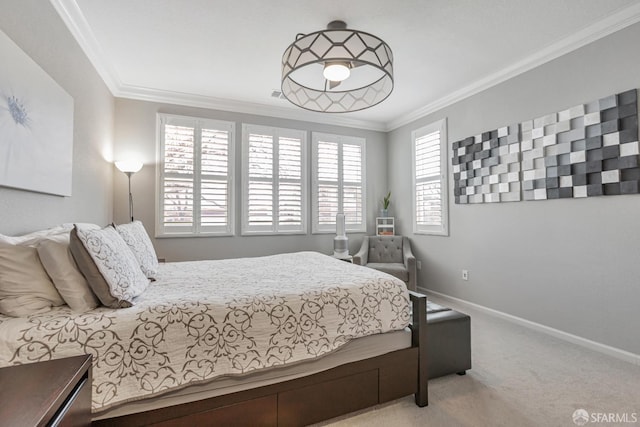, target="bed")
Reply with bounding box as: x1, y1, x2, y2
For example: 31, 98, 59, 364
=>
0, 227, 427, 426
